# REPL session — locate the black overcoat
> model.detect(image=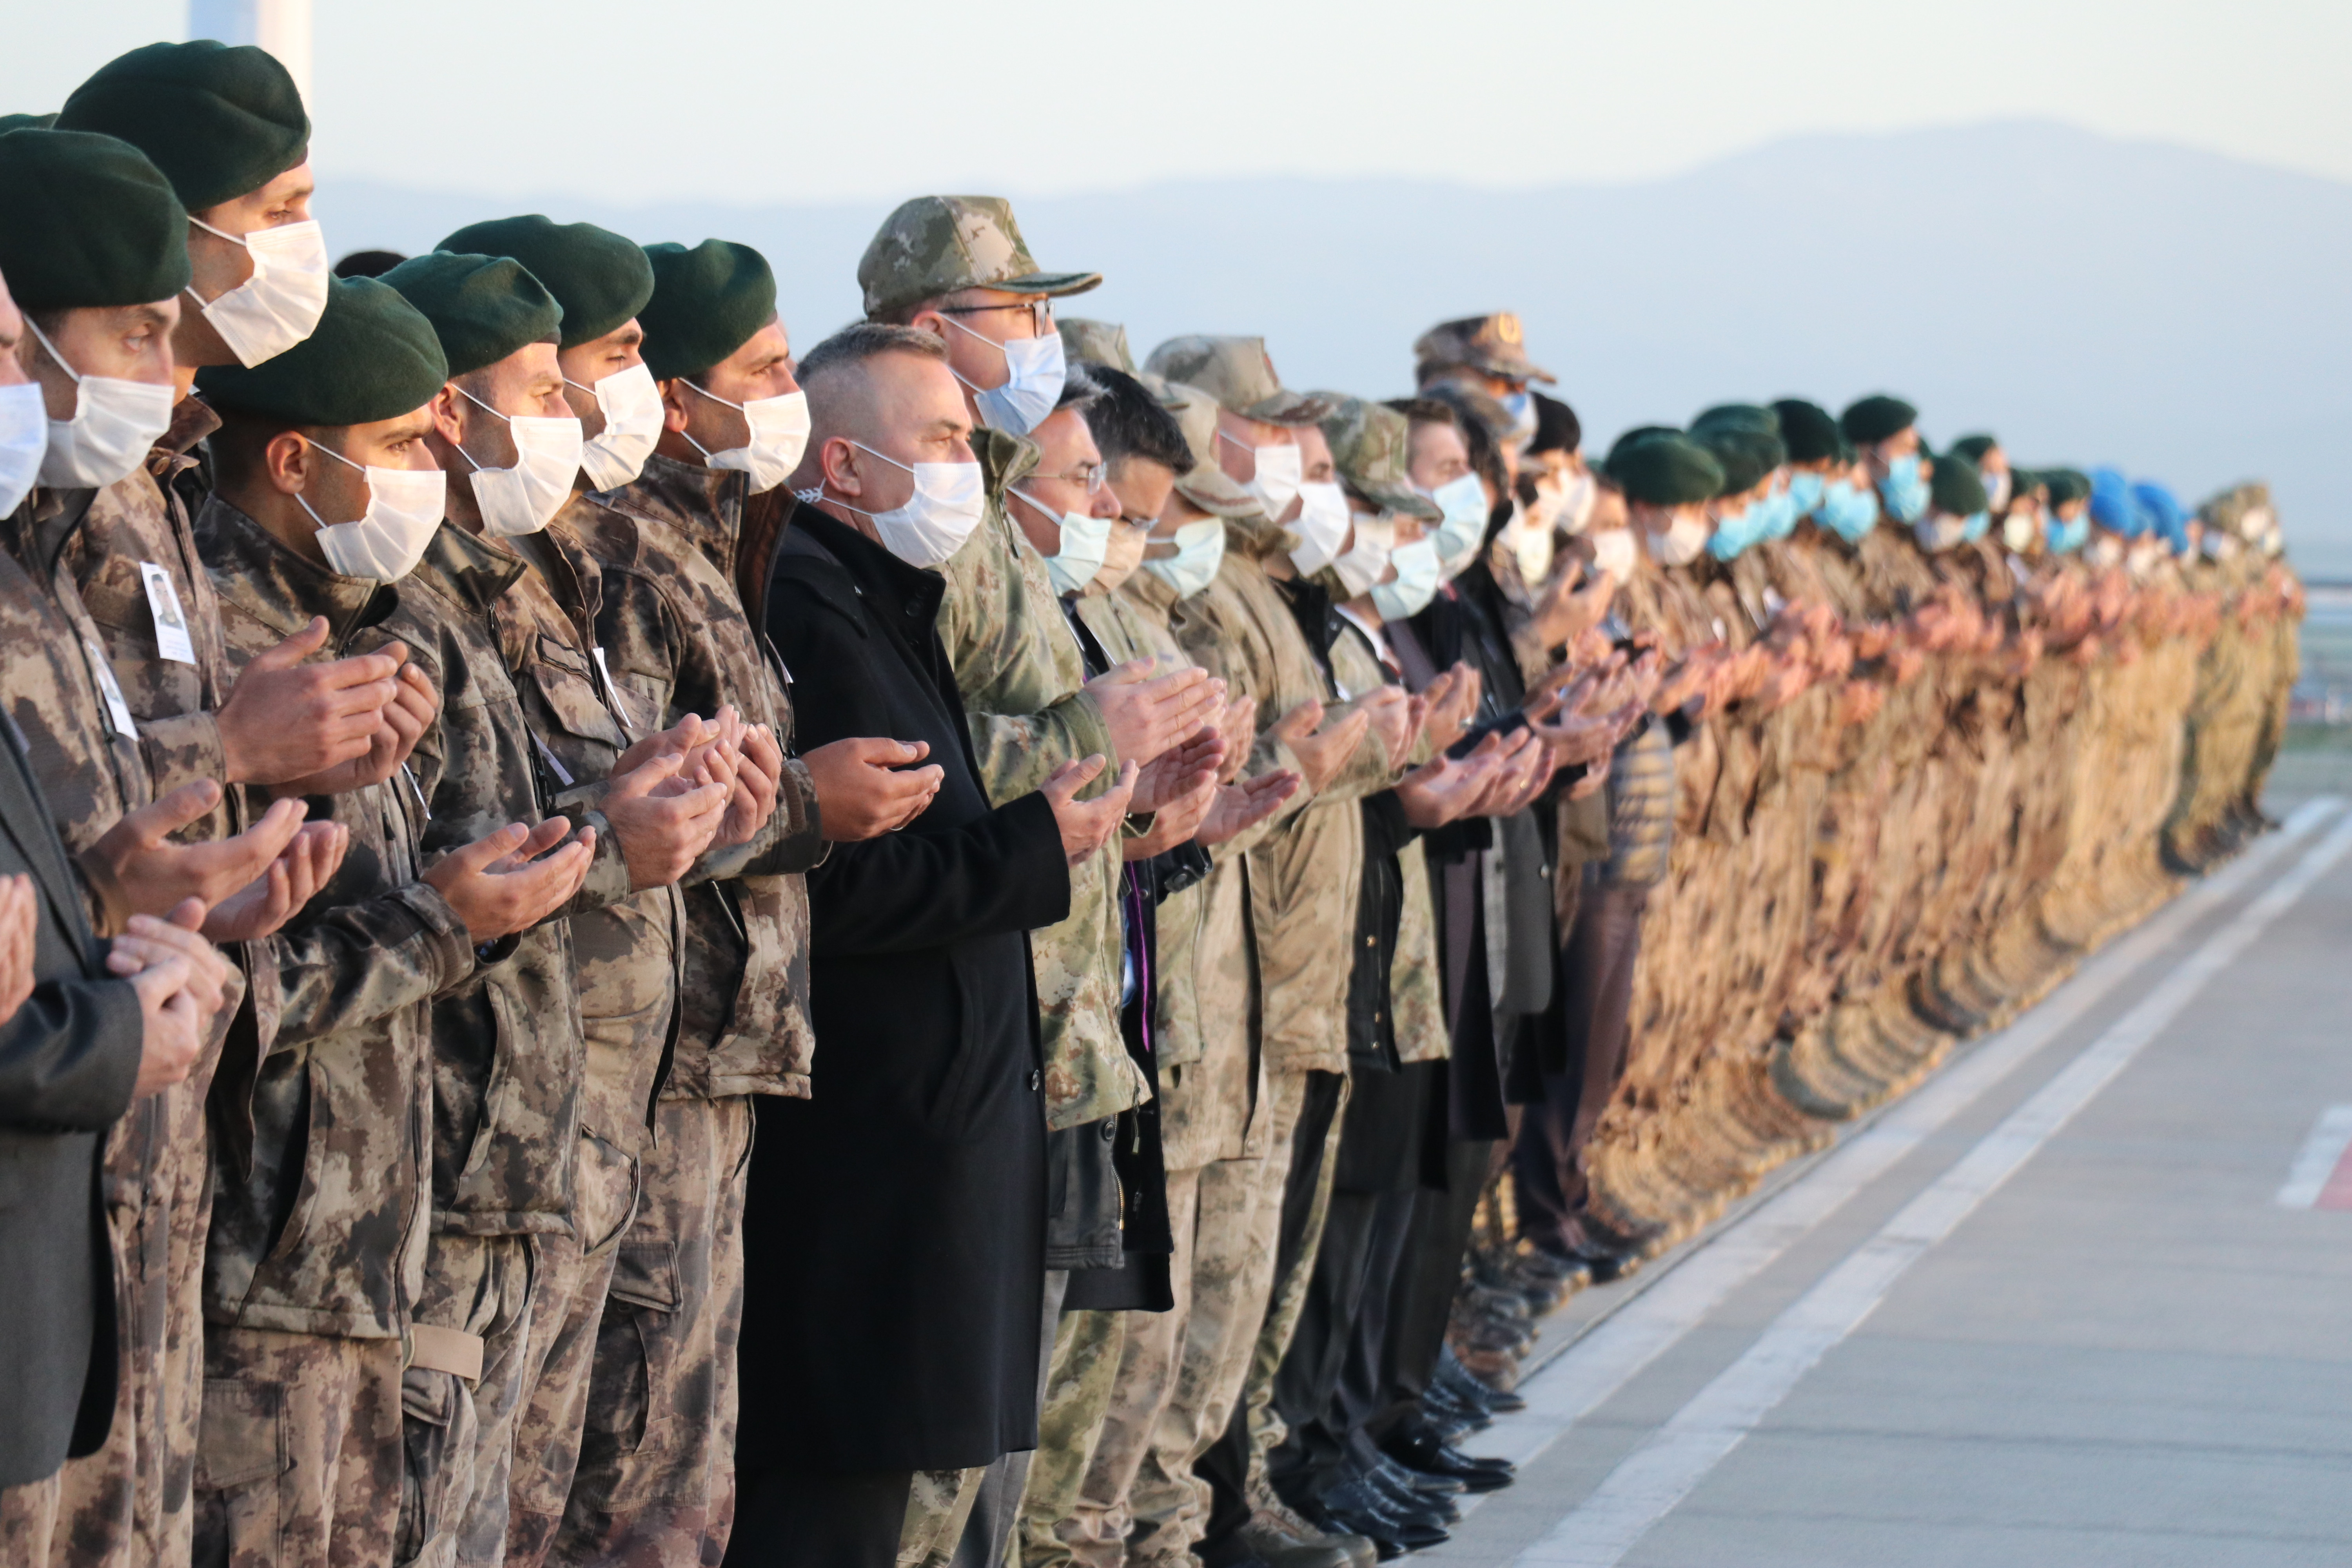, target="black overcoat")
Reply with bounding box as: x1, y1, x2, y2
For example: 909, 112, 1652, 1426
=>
737, 503, 1070, 1473
0, 709, 140, 1486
